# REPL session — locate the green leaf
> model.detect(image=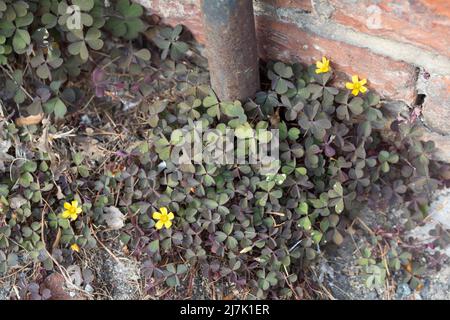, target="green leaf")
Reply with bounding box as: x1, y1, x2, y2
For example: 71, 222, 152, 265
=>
72, 152, 84, 166
311, 231, 323, 244
273, 62, 293, 78
166, 275, 179, 287
77, 165, 89, 177
215, 231, 227, 242
171, 41, 188, 59
235, 123, 254, 139
226, 236, 238, 249
22, 161, 37, 173
275, 78, 289, 94
73, 0, 94, 11
53, 99, 67, 119
221, 101, 244, 118
335, 199, 344, 214
298, 202, 308, 215
124, 19, 145, 39
44, 98, 67, 118
134, 48, 151, 61
259, 278, 270, 291
15, 12, 34, 28
58, 218, 70, 229
203, 95, 219, 107
177, 264, 188, 274
288, 127, 300, 140
378, 150, 390, 162
204, 199, 218, 209
36, 64, 50, 79
0, 21, 15, 37
148, 239, 159, 253
367, 92, 380, 106
19, 172, 33, 187
122, 1, 143, 18
298, 216, 311, 230
348, 97, 364, 115
13, 29, 30, 52
333, 182, 343, 196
